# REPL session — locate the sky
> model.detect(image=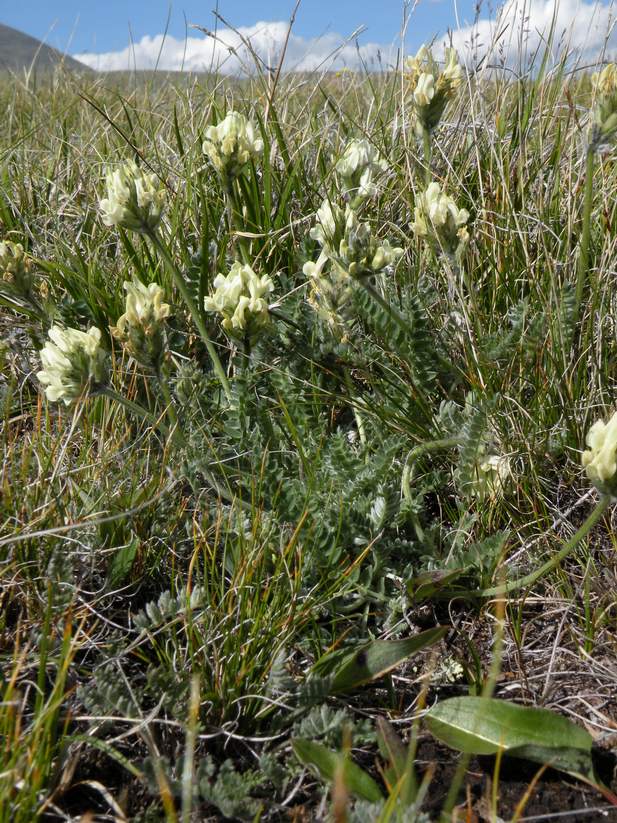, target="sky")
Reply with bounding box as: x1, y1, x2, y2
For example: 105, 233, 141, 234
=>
2, 0, 617, 73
